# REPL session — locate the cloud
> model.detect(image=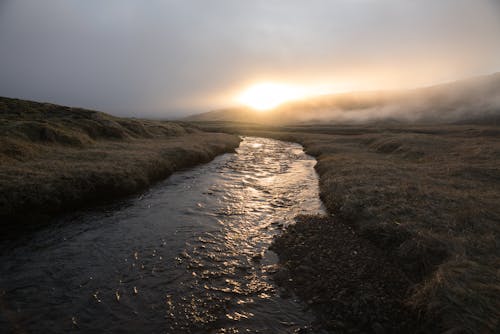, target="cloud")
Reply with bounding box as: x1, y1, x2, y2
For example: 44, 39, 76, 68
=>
0, 0, 499, 117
